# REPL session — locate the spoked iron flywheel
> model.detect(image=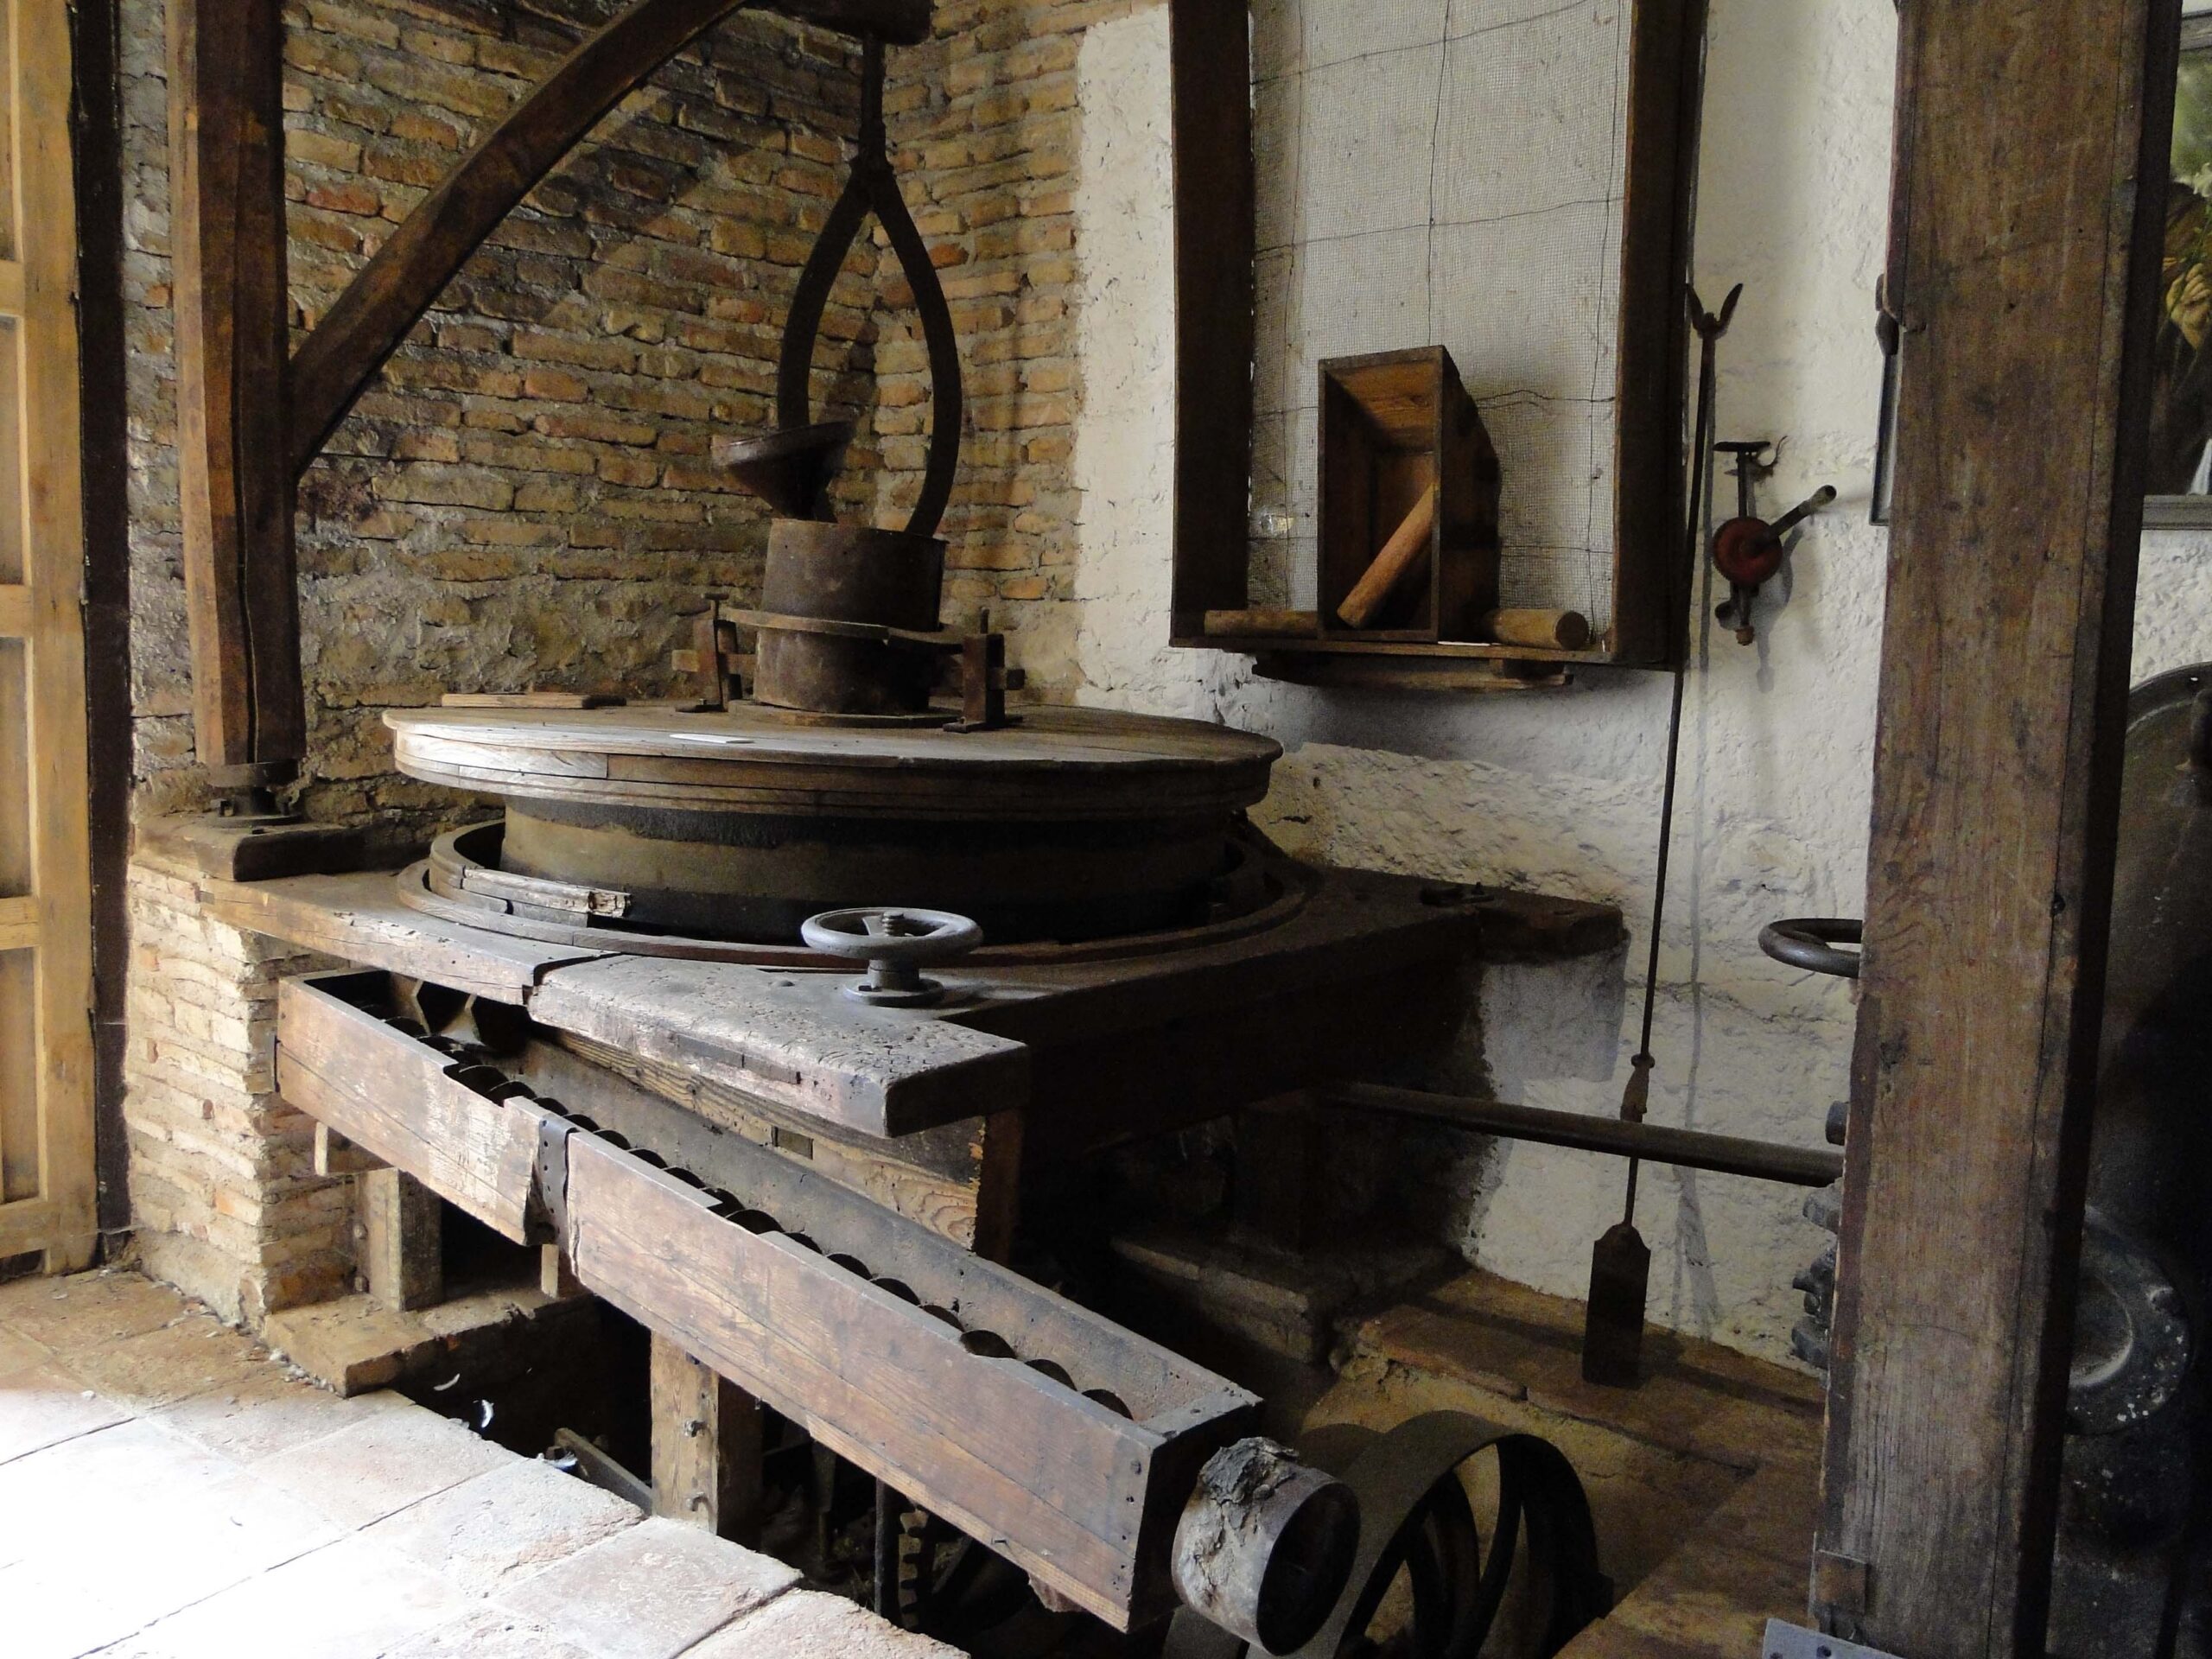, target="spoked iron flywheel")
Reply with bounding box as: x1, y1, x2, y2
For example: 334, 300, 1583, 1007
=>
1165, 1414, 1611, 1659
